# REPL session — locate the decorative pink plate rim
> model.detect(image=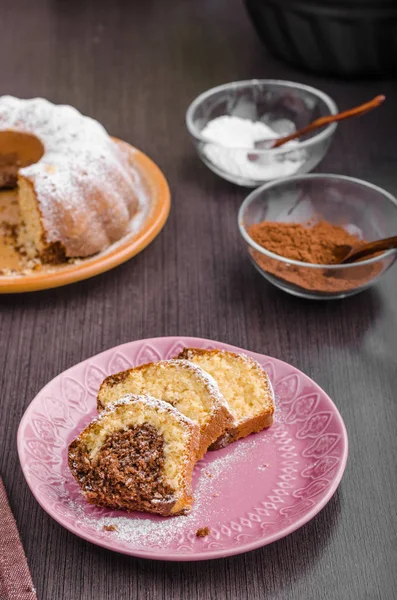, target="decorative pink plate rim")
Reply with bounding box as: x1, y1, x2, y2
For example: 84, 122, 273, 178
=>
17, 336, 348, 561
